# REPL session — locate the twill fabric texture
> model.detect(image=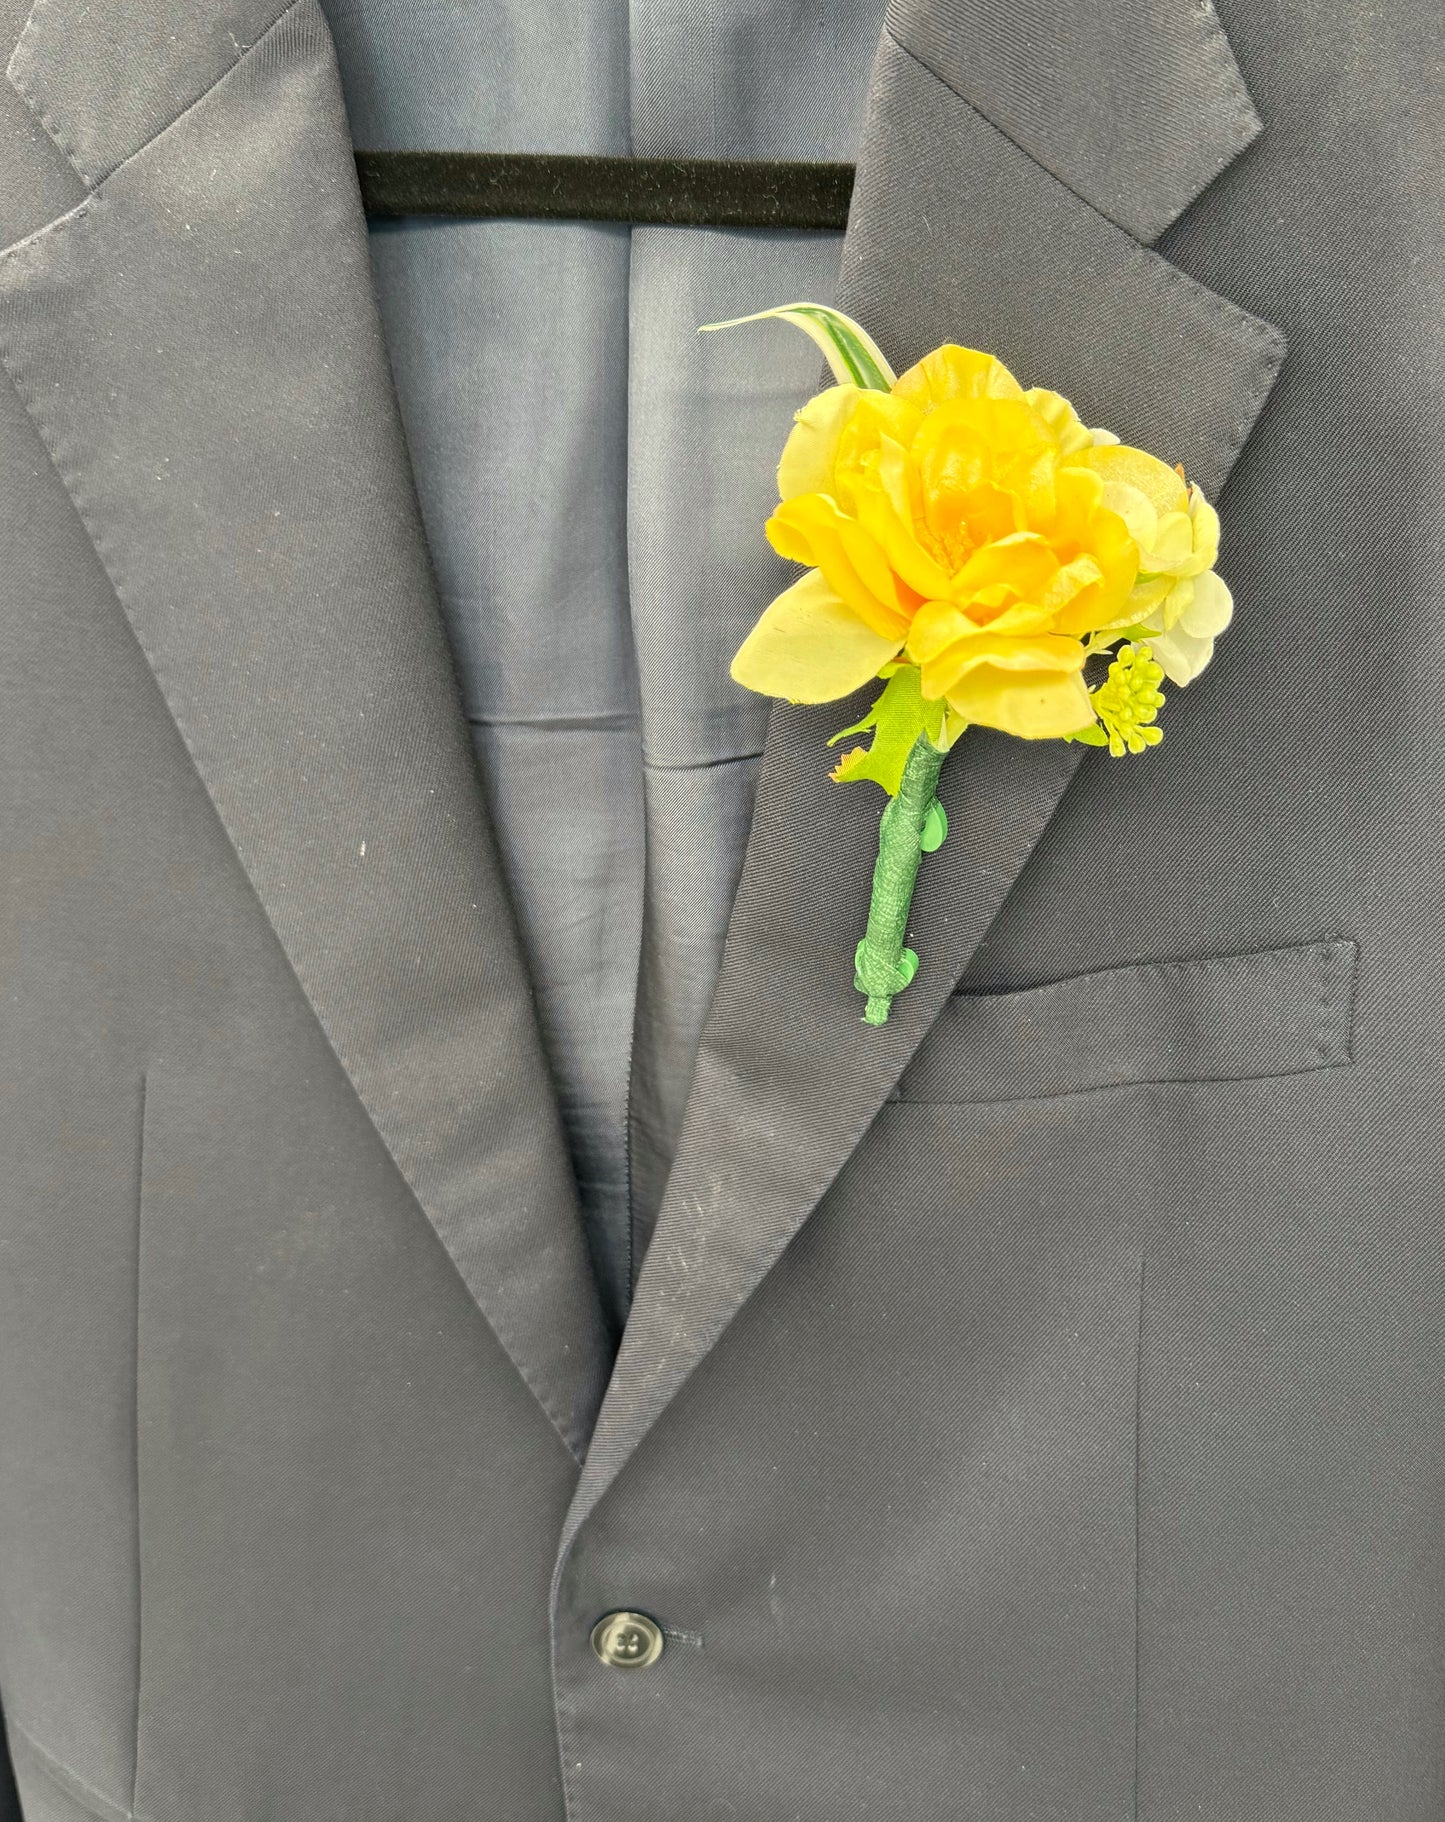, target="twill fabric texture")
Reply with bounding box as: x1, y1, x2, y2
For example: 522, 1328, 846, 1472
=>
0, 1, 1441, 1819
